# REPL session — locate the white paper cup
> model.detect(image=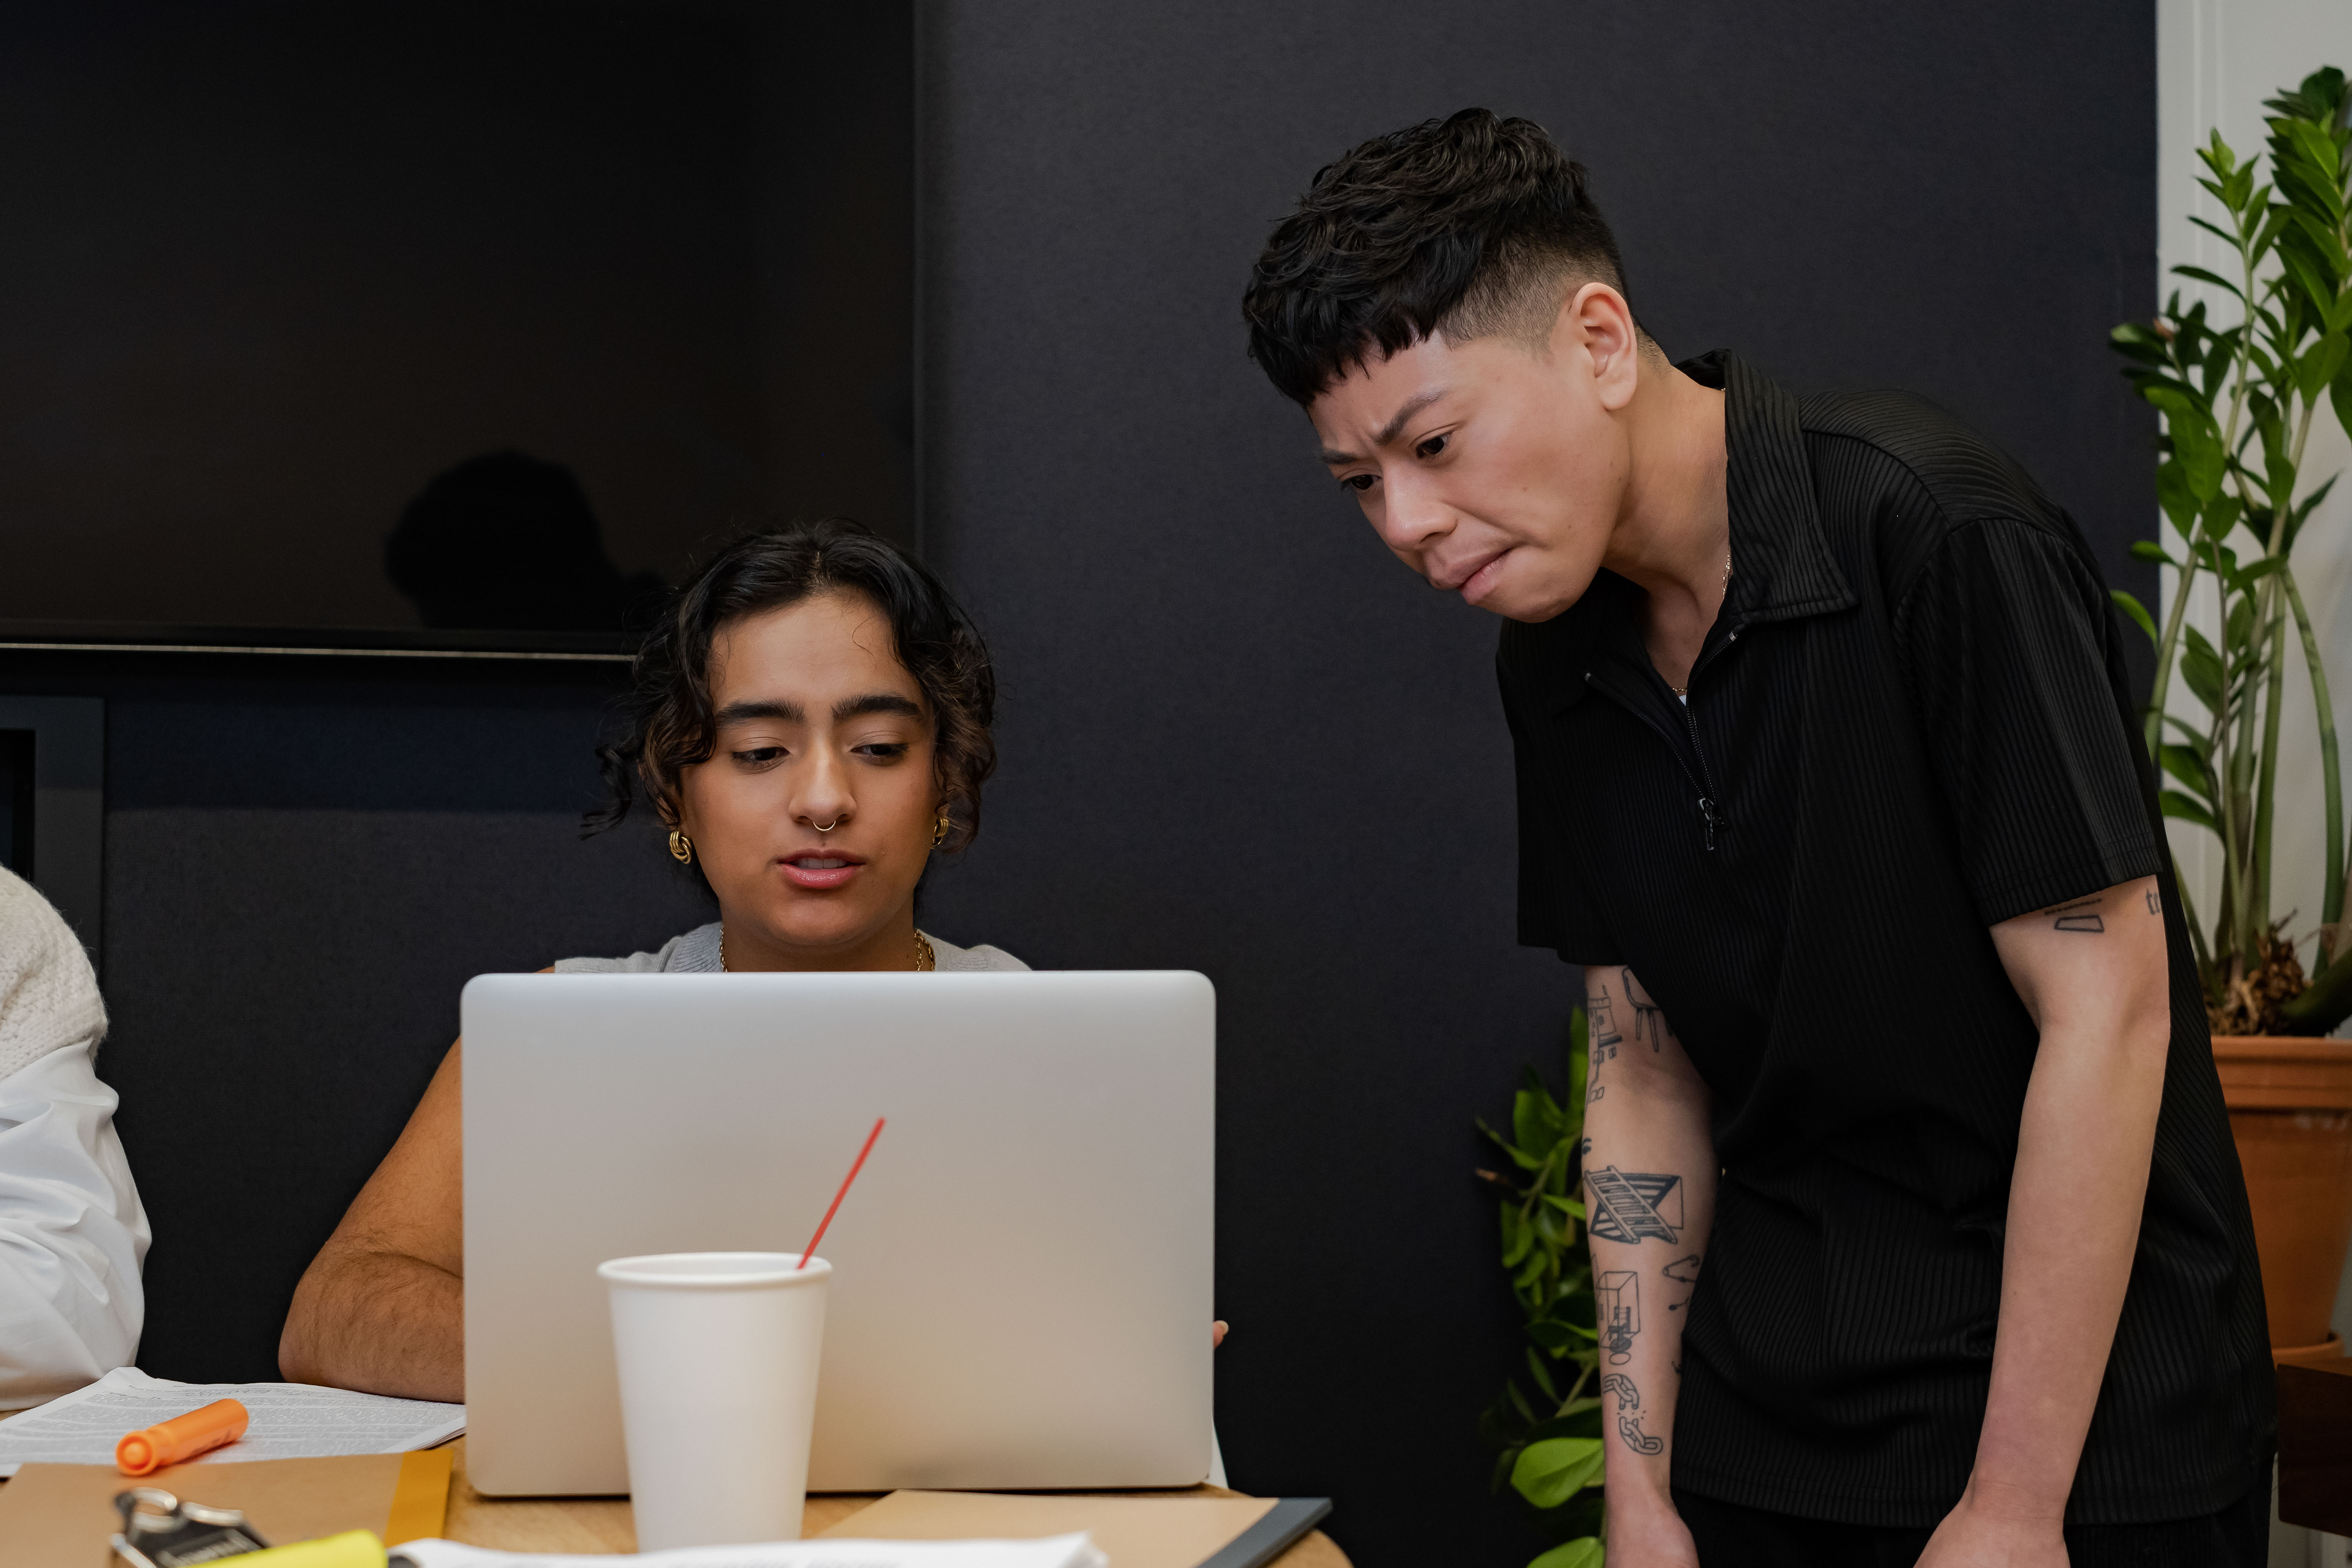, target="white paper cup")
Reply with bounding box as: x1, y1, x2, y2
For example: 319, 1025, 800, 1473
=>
597, 1251, 831, 1550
